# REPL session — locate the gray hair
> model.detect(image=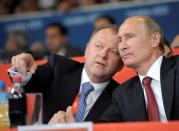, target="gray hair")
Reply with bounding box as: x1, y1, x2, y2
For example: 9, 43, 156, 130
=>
8, 30, 29, 50
89, 24, 119, 42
